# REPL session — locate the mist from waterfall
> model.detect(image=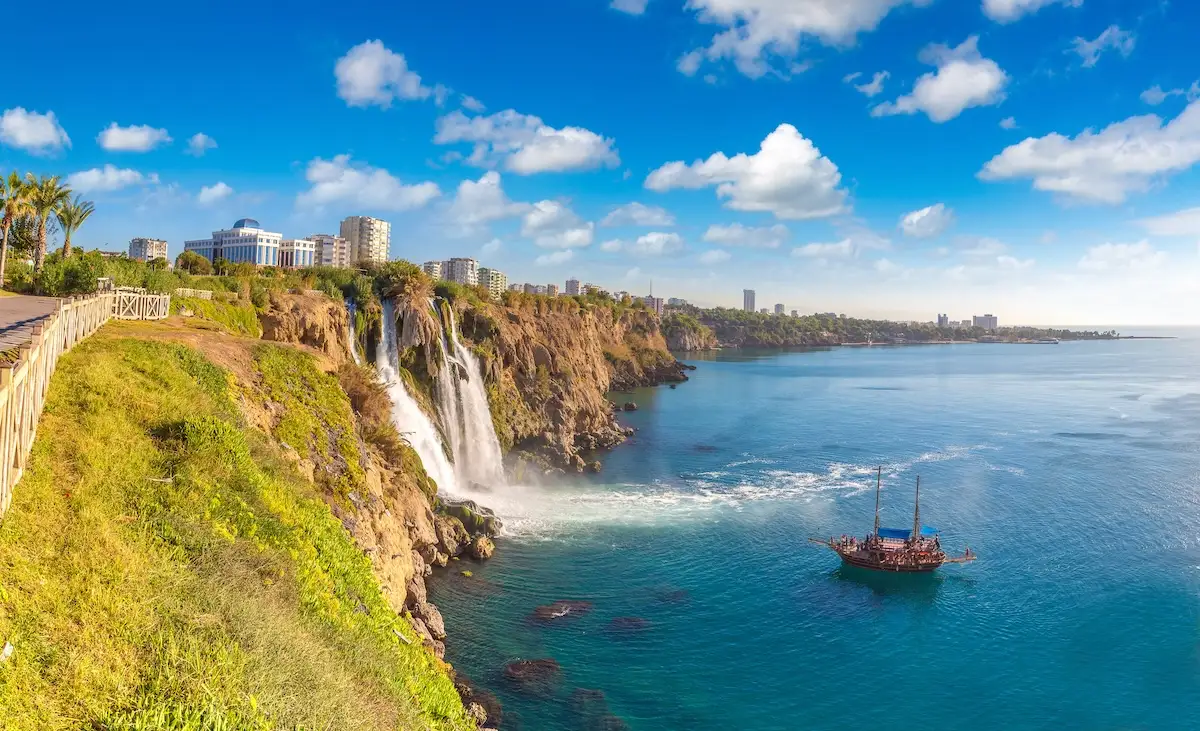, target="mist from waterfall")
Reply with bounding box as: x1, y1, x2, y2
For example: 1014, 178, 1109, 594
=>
346, 300, 361, 366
